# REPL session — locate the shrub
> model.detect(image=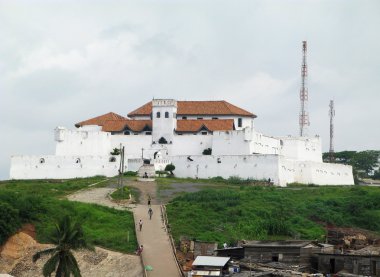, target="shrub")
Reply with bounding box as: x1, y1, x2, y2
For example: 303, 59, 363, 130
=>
123, 171, 137, 176
0, 202, 21, 245
110, 148, 121, 155
165, 164, 175, 175
202, 148, 212, 155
